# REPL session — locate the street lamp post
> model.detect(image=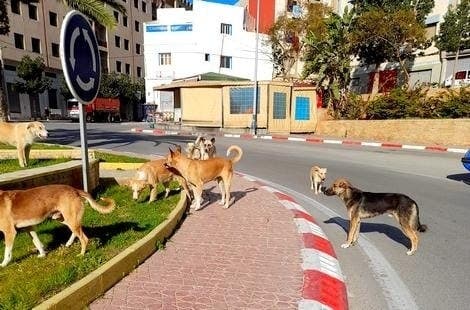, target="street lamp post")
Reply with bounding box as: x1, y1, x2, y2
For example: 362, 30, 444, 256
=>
251, 0, 260, 136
